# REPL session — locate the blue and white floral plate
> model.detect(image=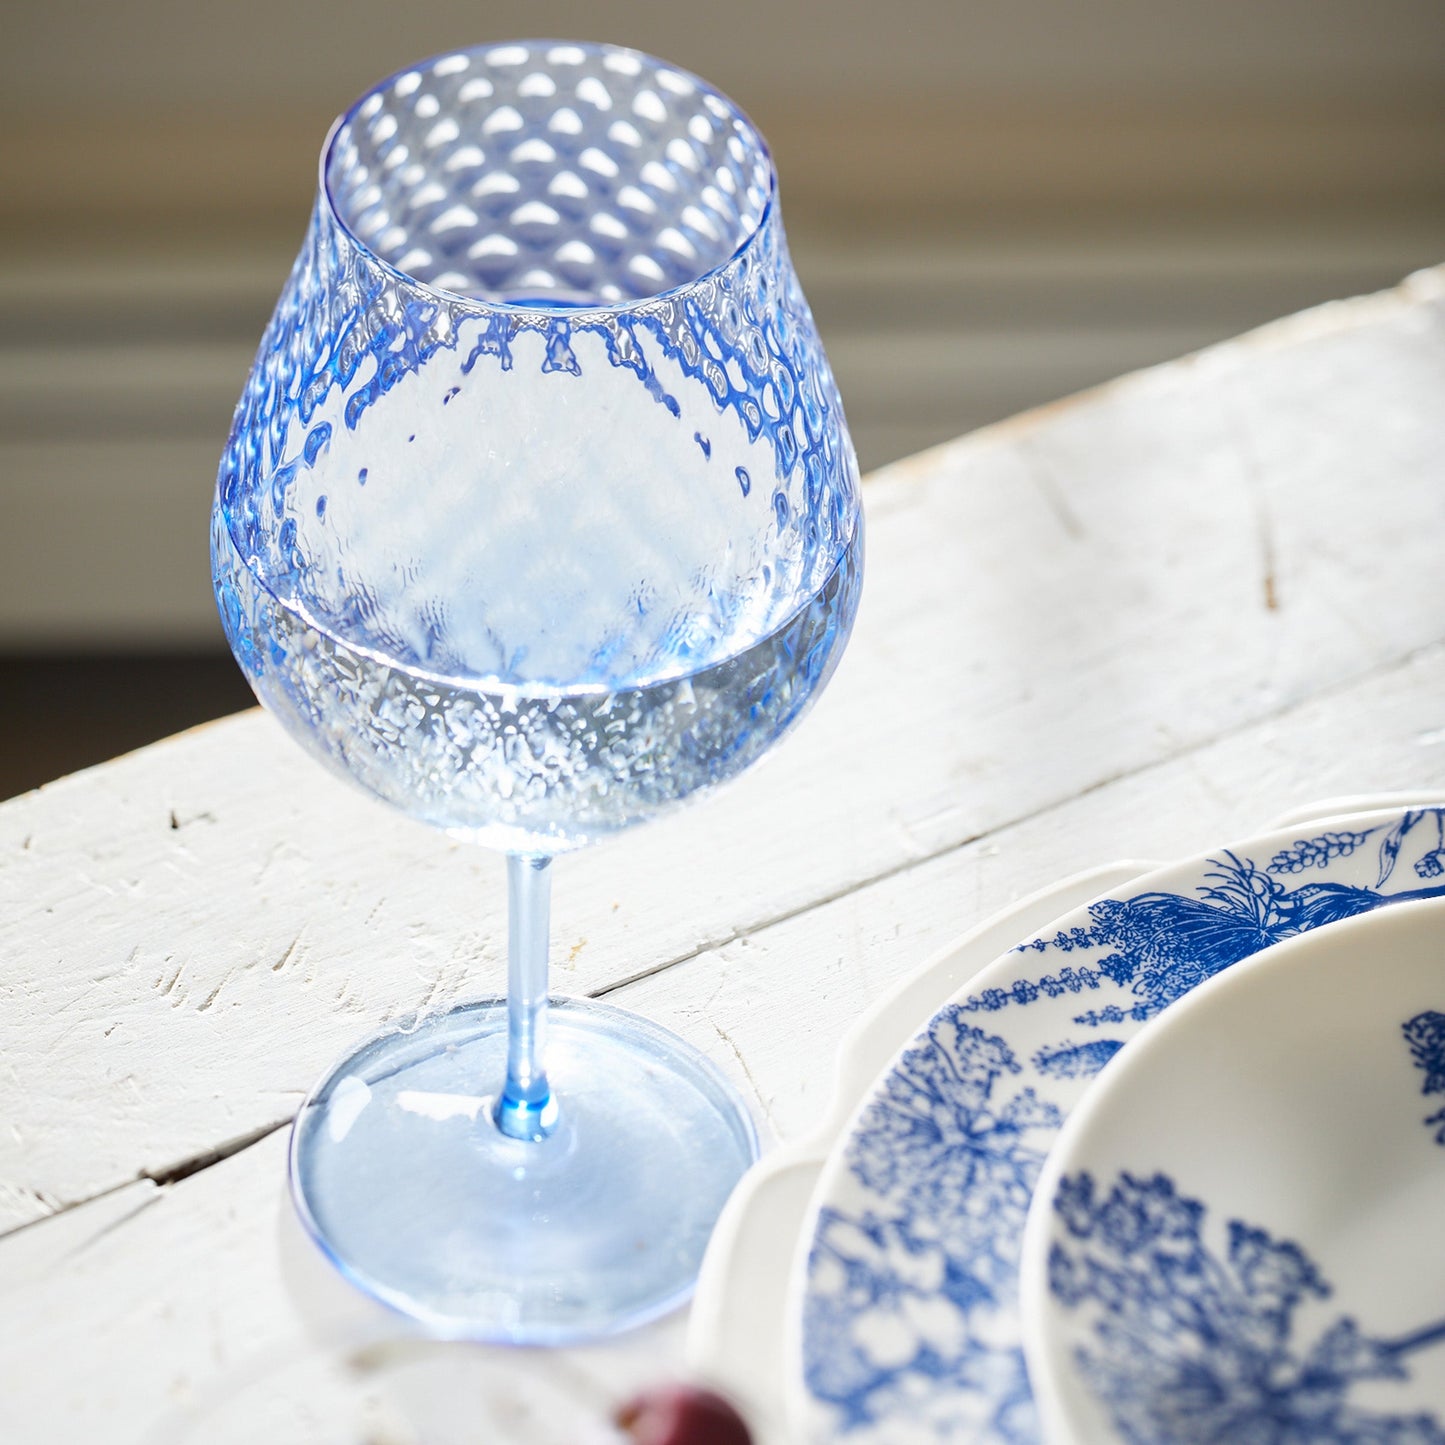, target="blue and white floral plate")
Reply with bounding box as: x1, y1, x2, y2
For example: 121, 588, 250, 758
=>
688, 861, 1154, 1443
1019, 896, 1445, 1444
788, 805, 1445, 1443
